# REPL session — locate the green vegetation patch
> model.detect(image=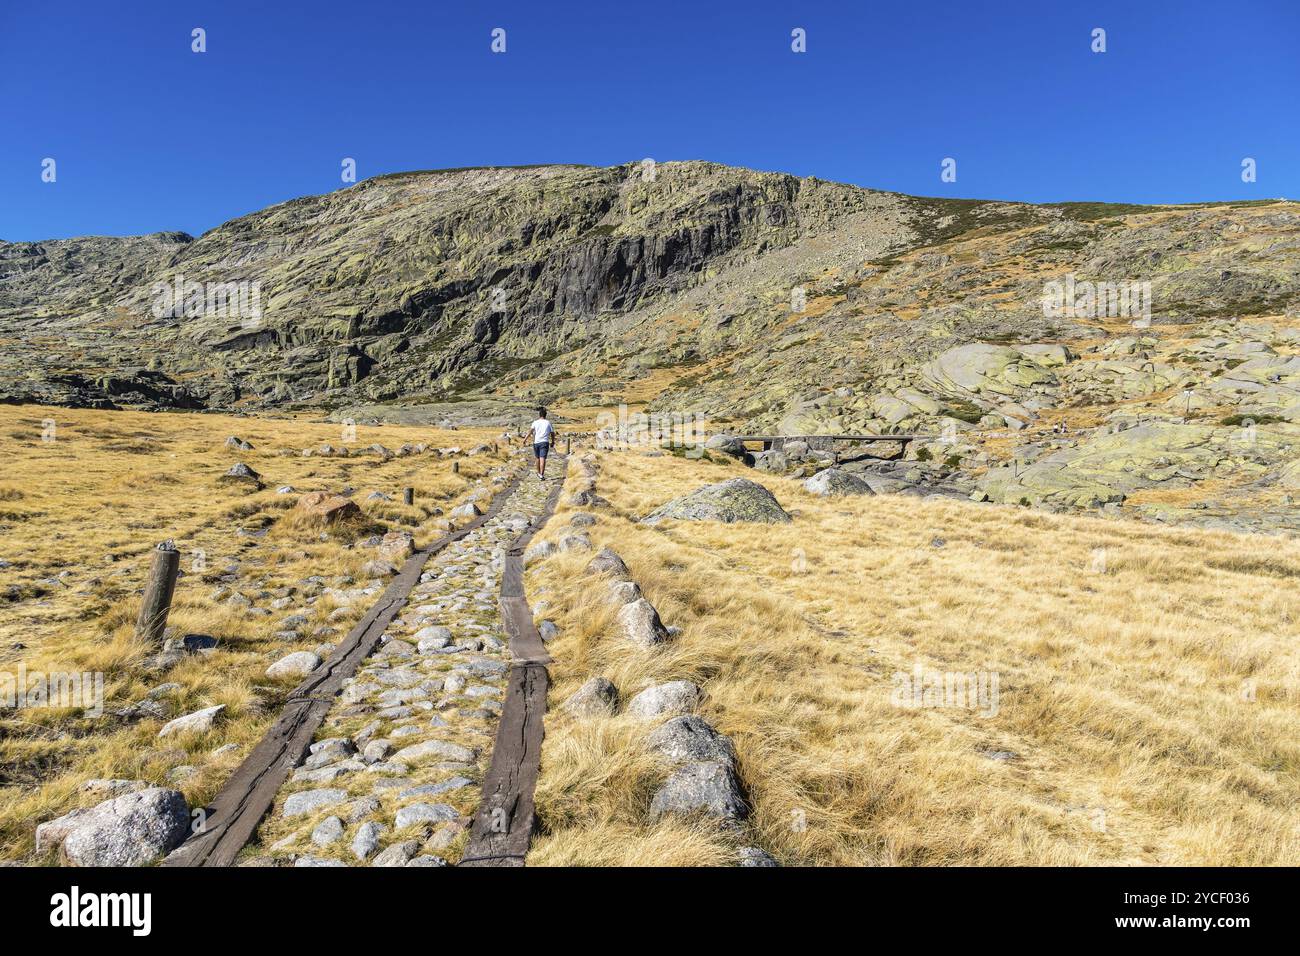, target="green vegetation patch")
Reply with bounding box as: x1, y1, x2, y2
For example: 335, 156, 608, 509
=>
943, 399, 986, 424
1219, 413, 1286, 426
